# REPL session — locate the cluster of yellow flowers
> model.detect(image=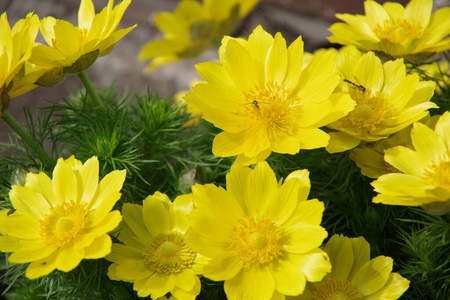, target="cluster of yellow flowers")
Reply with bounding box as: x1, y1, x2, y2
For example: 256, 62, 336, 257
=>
0, 0, 135, 113
0, 157, 409, 300
0, 0, 449, 299
183, 0, 450, 216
